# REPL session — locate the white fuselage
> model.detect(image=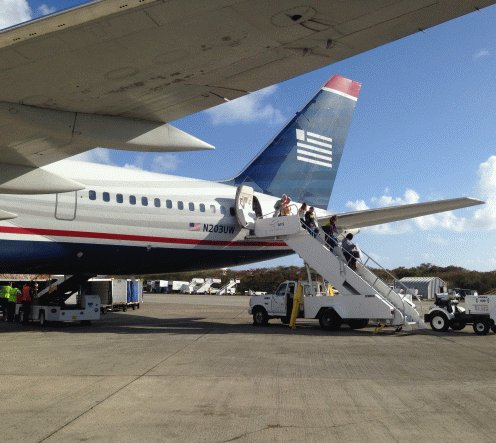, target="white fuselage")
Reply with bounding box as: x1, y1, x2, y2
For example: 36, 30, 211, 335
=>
0, 161, 294, 274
